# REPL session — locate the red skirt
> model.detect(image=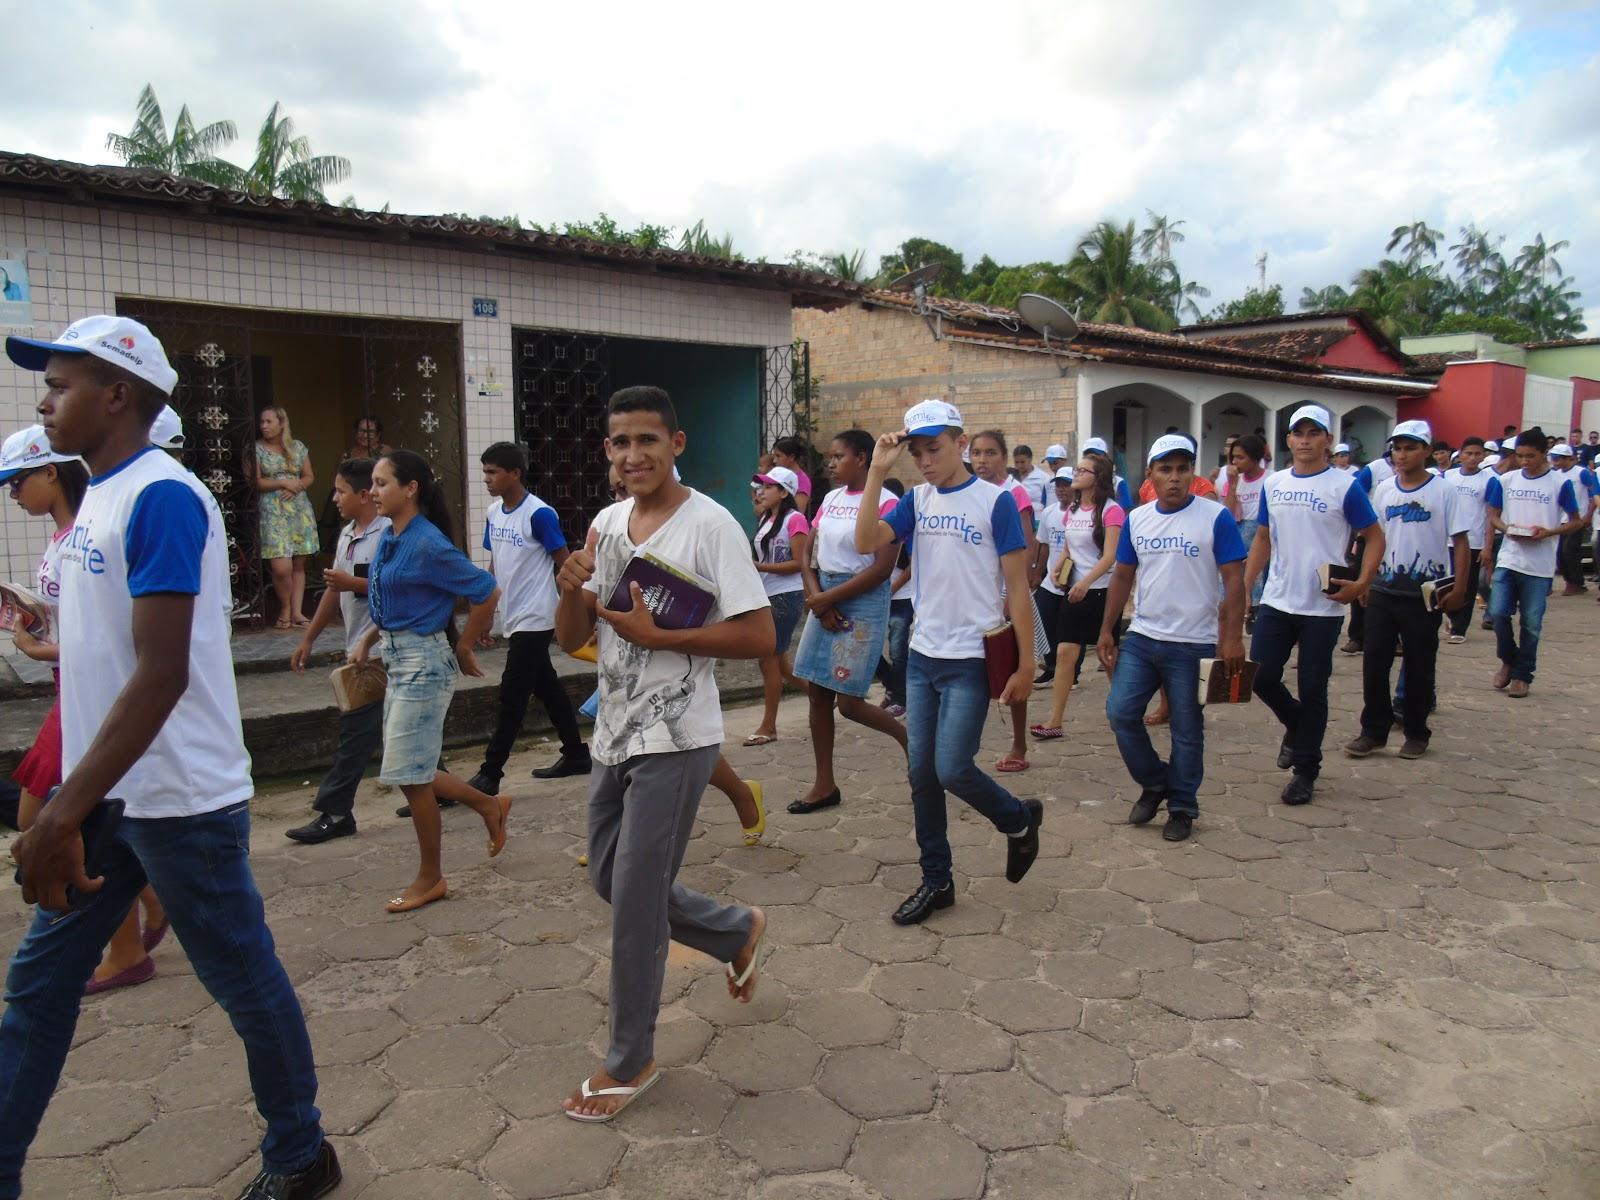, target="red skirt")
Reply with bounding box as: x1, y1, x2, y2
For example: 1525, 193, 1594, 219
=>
13, 698, 62, 797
